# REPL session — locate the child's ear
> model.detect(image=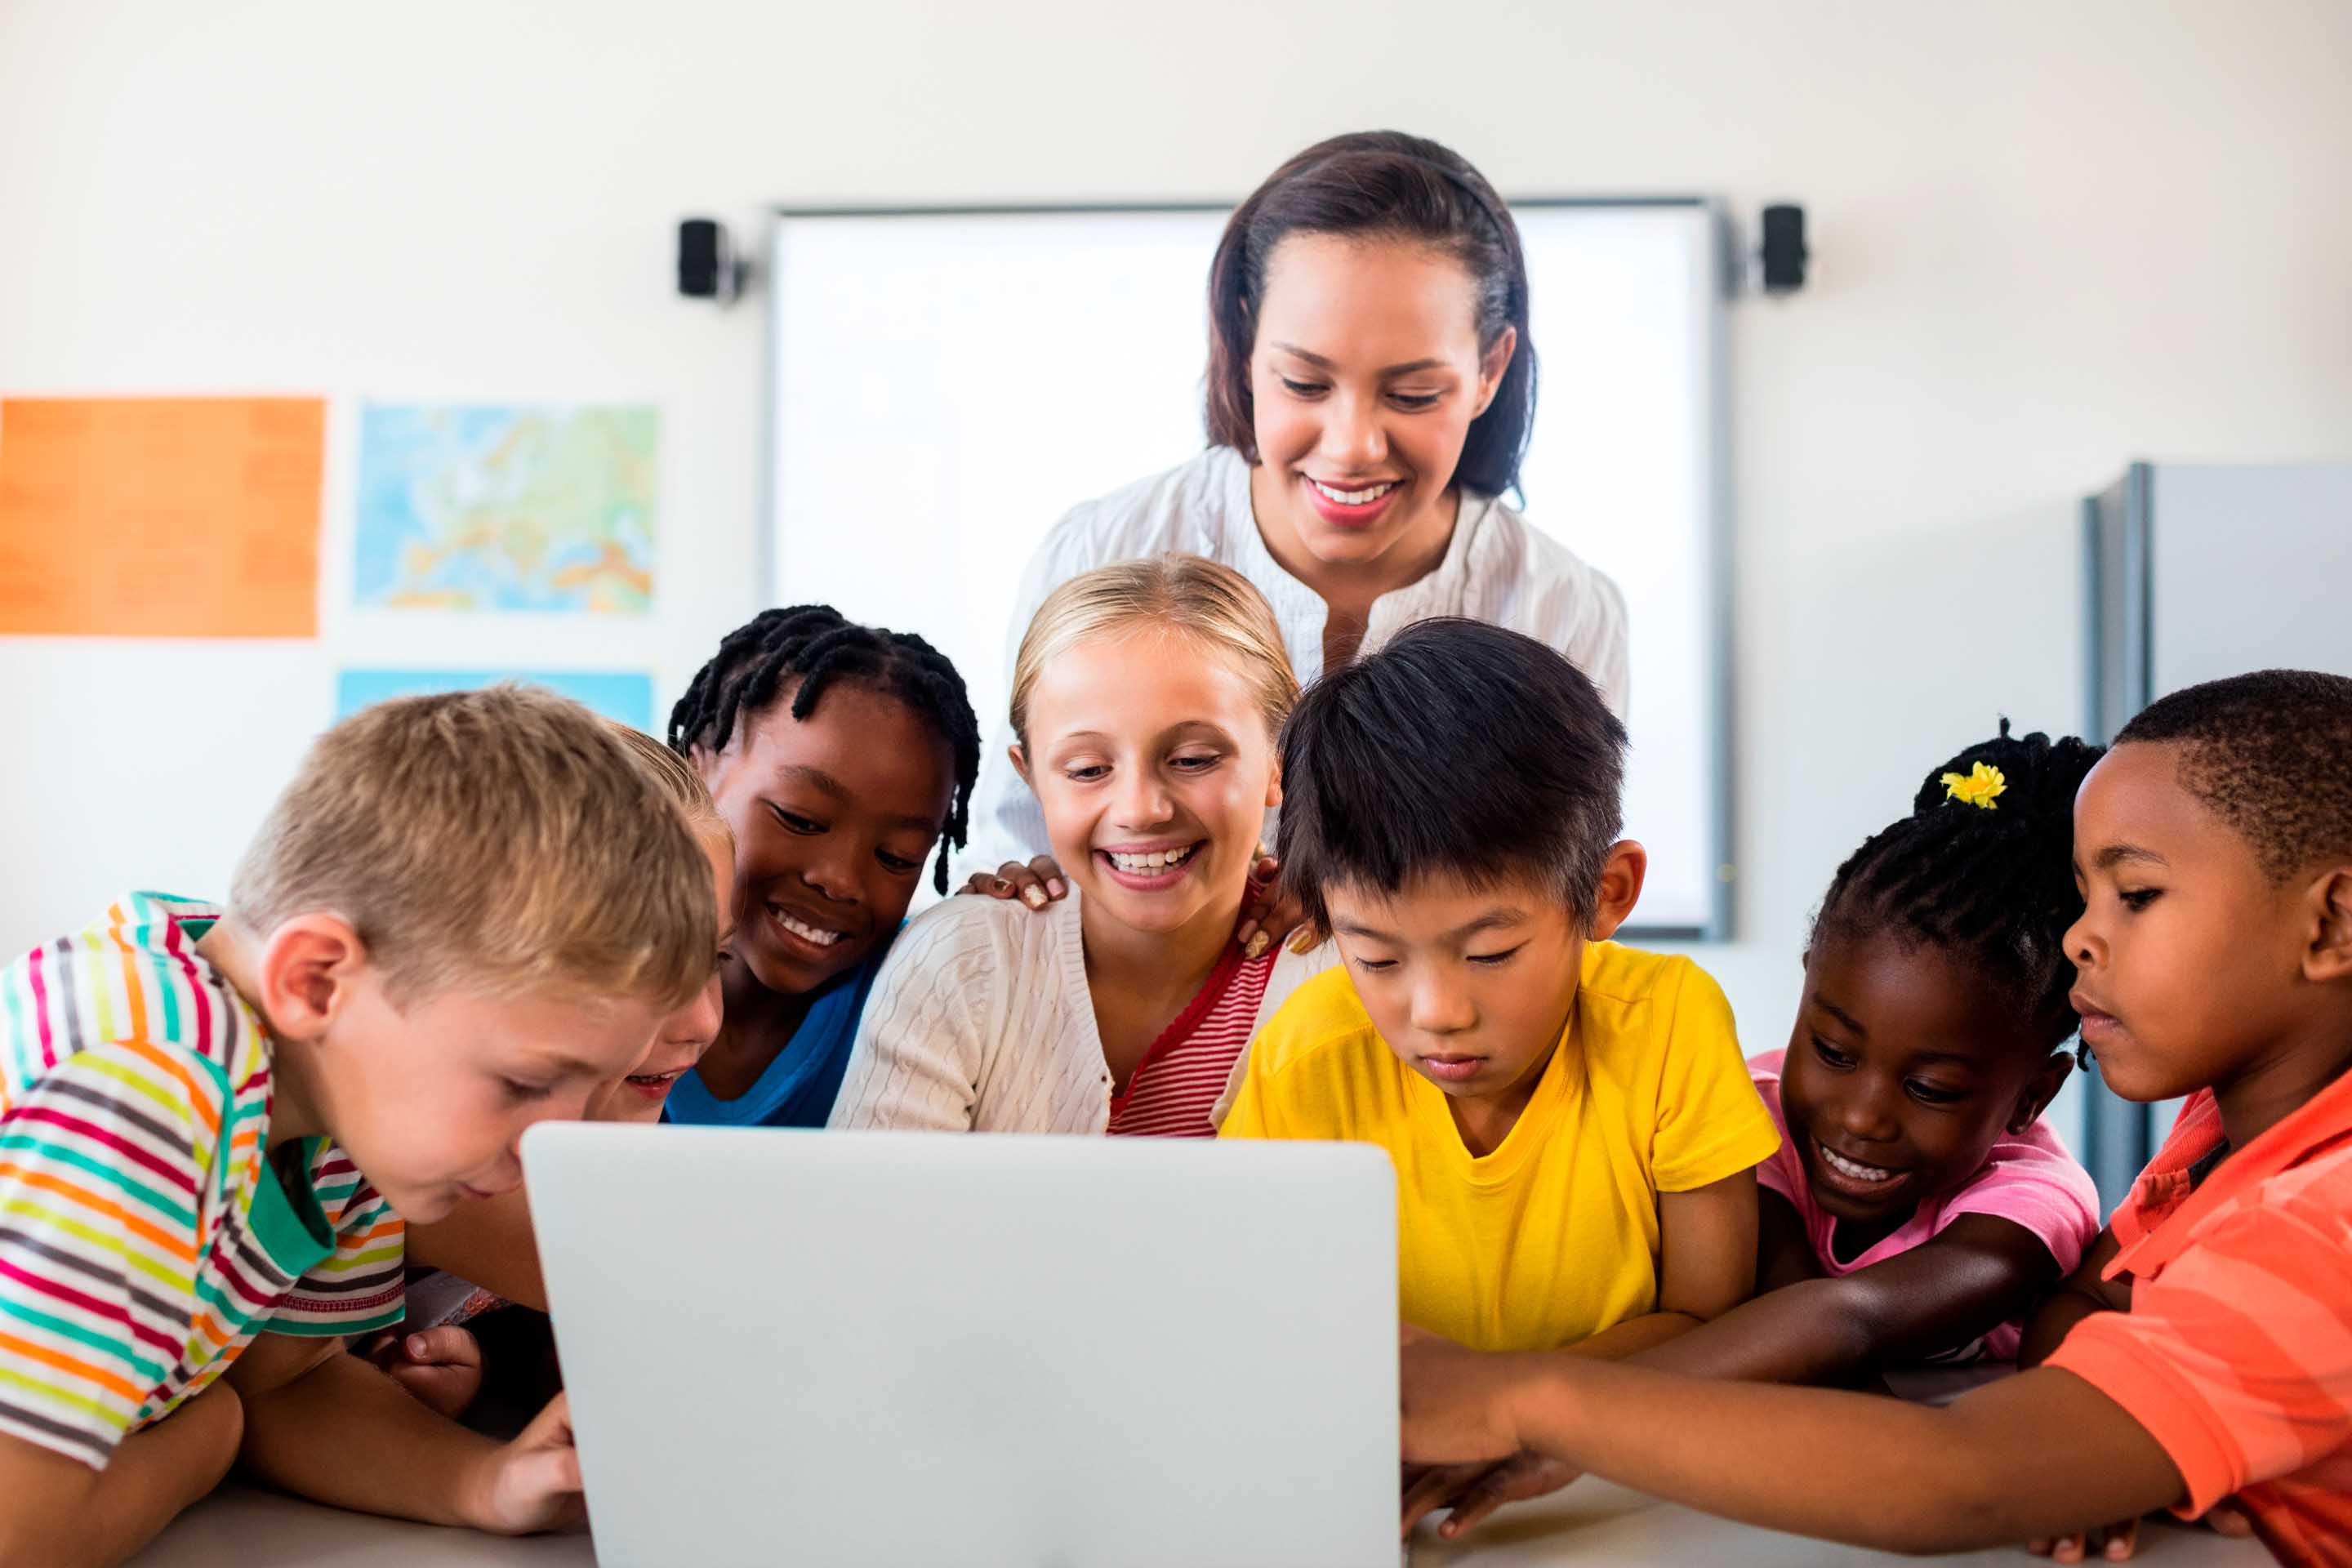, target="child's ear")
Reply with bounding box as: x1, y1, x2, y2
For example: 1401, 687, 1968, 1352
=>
2009, 1049, 2075, 1135
1471, 325, 1518, 419
255, 915, 368, 1041
1586, 840, 1648, 942
1262, 752, 1284, 812
2304, 865, 2352, 984
1009, 742, 1032, 789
